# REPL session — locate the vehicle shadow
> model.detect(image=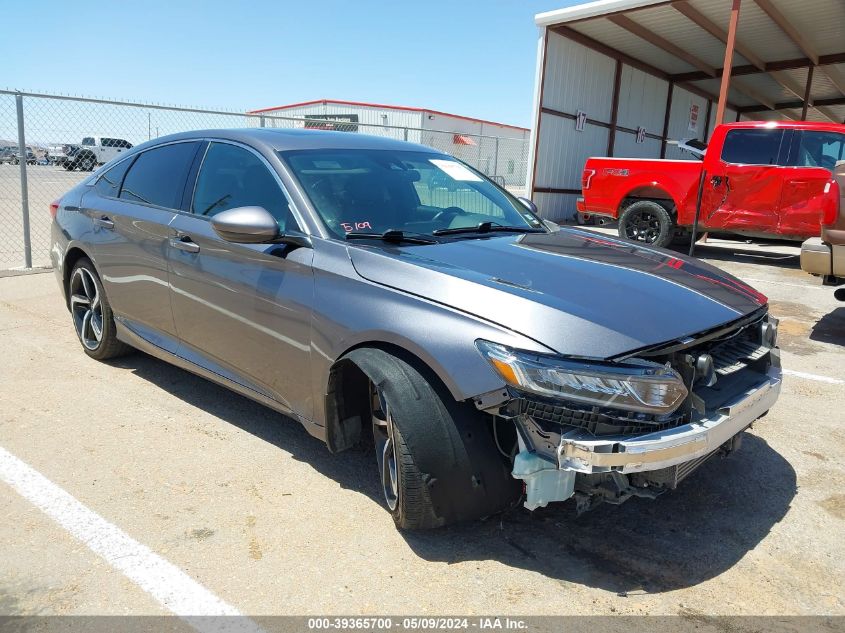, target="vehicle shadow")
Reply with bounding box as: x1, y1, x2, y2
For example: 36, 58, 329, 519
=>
579, 221, 802, 270
402, 432, 795, 593
685, 244, 800, 270
110, 352, 796, 594
810, 306, 845, 347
